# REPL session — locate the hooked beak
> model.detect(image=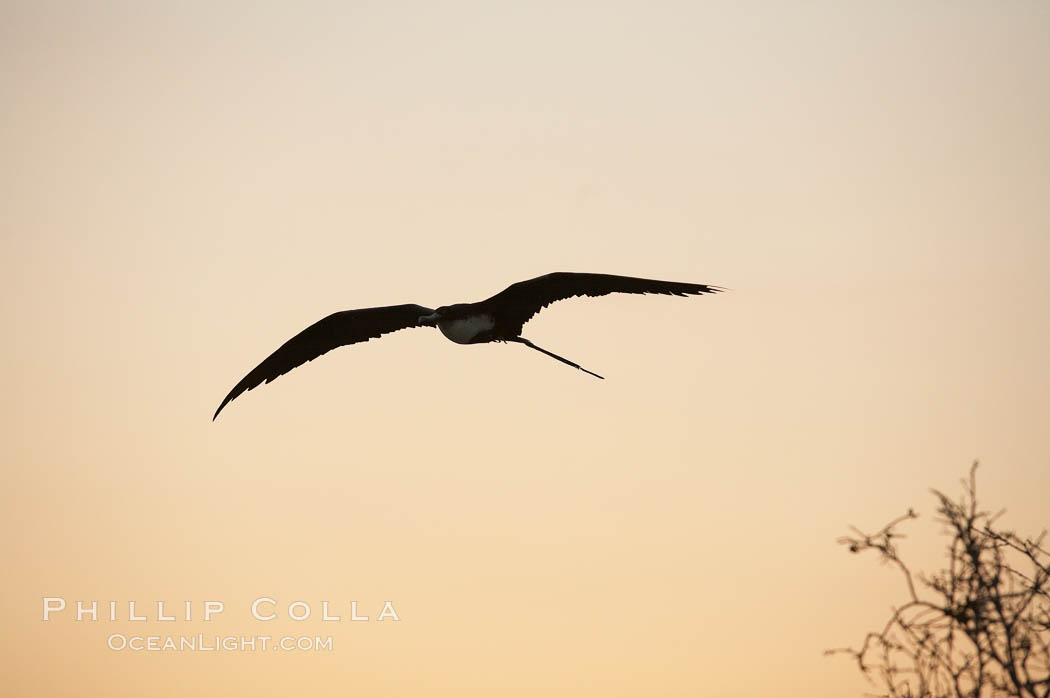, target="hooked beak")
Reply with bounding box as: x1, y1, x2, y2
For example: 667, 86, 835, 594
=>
417, 312, 440, 326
